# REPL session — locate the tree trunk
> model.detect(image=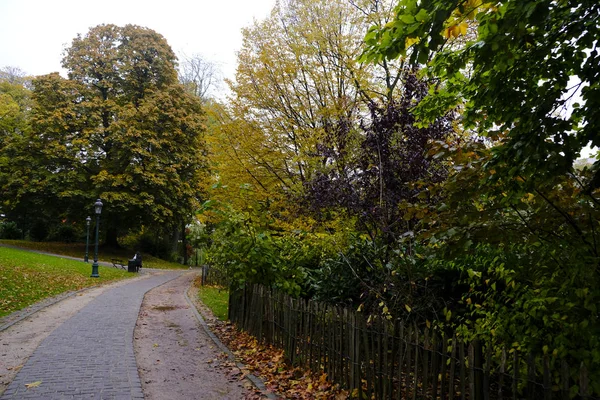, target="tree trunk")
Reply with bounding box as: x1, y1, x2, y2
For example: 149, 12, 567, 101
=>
182, 220, 188, 265
171, 227, 180, 260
